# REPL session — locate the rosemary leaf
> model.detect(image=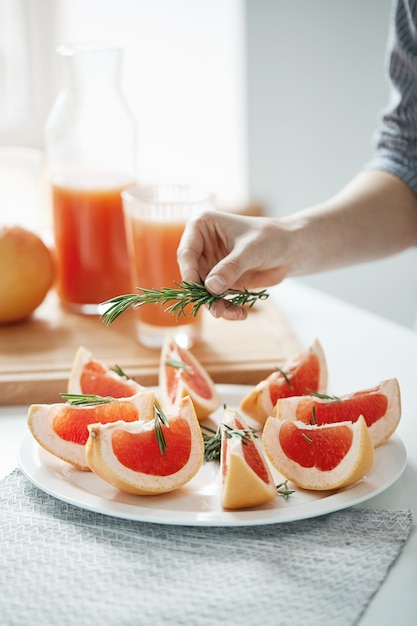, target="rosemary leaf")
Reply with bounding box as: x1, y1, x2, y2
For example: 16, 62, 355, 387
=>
309, 405, 318, 426
200, 424, 218, 435
100, 281, 269, 325
309, 390, 342, 403
303, 433, 313, 444
110, 364, 132, 380
165, 358, 192, 370
275, 366, 293, 387
154, 403, 169, 456
61, 393, 115, 406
